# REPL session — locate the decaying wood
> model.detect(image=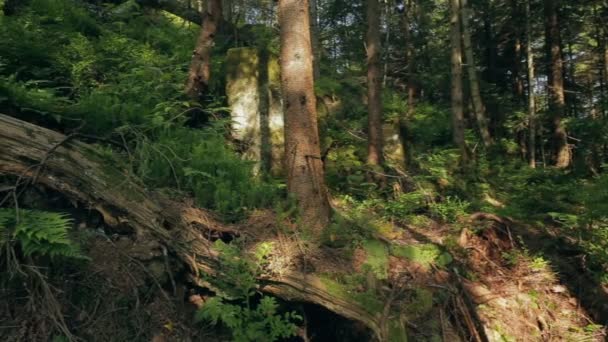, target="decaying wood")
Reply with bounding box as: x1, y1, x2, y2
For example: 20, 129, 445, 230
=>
0, 114, 386, 340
